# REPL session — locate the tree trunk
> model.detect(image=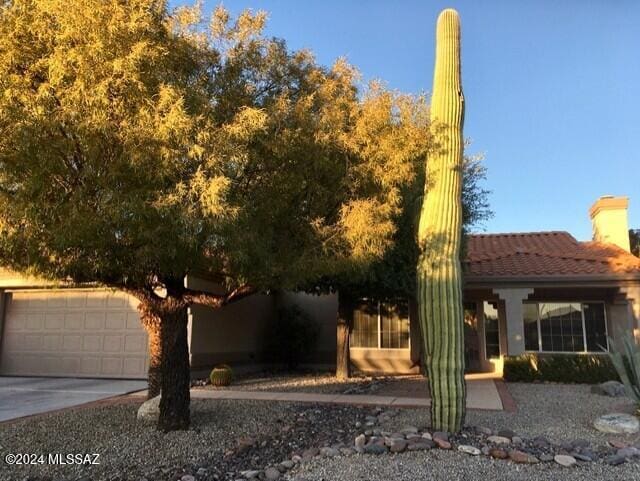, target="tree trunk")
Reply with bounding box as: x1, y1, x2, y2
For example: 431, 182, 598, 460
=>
139, 303, 162, 399
336, 294, 353, 380
141, 296, 191, 432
